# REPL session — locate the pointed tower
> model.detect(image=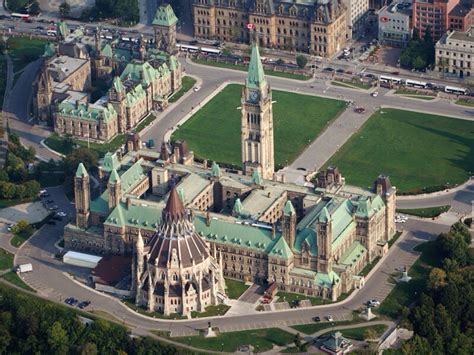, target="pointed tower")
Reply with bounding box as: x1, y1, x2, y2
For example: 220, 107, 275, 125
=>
35, 58, 53, 123
74, 163, 90, 229
374, 175, 396, 241
281, 200, 296, 248
232, 198, 243, 217
316, 207, 333, 273
133, 229, 144, 300
109, 76, 126, 133
108, 168, 122, 210
241, 44, 274, 180
152, 4, 178, 54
